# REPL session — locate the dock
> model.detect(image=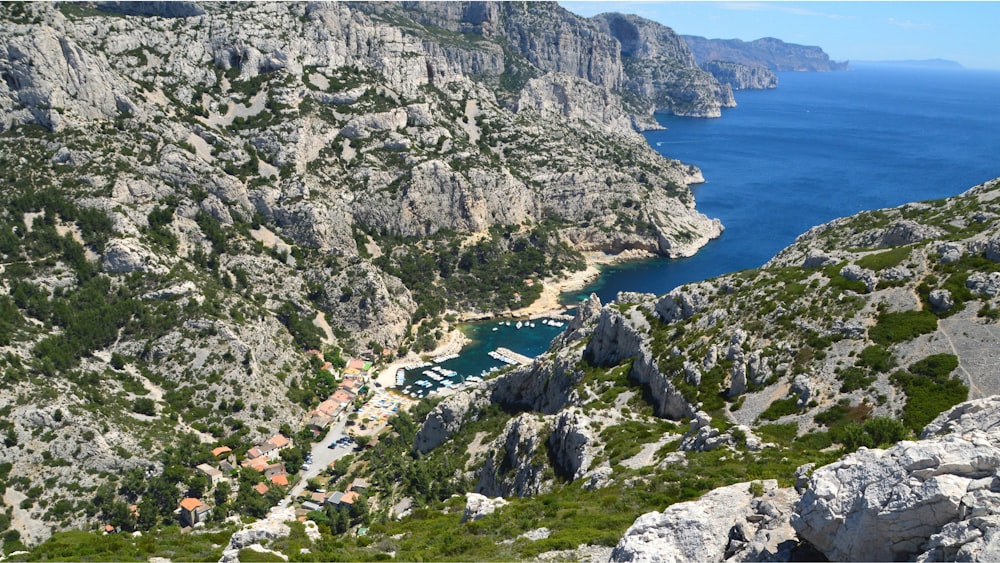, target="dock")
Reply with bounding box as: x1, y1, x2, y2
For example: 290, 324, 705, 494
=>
494, 347, 533, 366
